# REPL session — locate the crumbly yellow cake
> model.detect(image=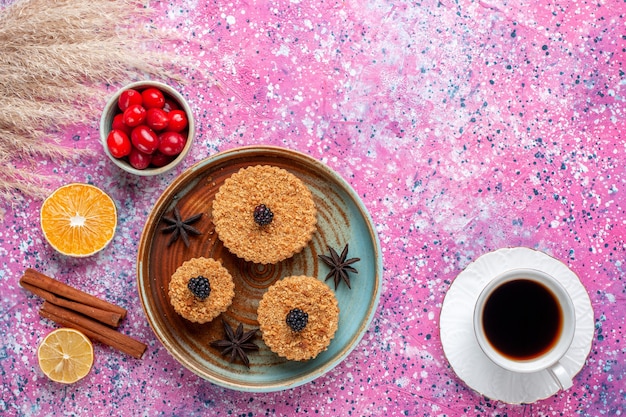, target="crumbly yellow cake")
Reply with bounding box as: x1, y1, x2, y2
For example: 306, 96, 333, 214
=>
257, 275, 339, 361
168, 257, 235, 323
212, 165, 317, 264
